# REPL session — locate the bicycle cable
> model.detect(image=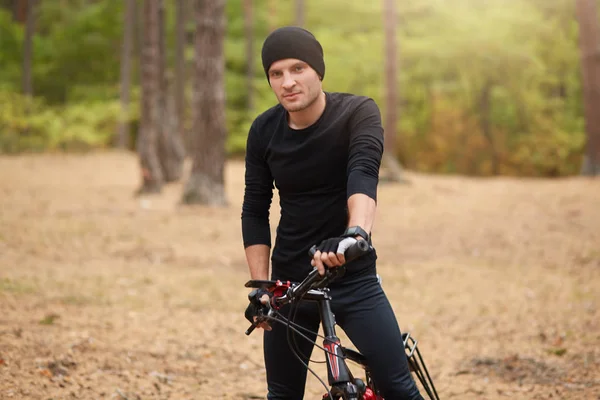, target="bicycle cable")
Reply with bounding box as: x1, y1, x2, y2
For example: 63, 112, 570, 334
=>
272, 284, 352, 363
283, 296, 333, 399
259, 276, 360, 399
288, 292, 327, 364
273, 310, 327, 343
272, 312, 347, 362
266, 310, 365, 398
